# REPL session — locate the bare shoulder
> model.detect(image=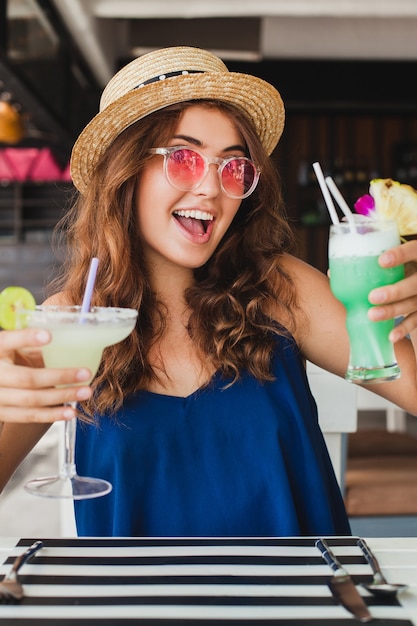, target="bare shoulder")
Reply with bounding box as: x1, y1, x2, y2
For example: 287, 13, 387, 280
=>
280, 253, 328, 285
43, 292, 71, 305
280, 253, 334, 315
